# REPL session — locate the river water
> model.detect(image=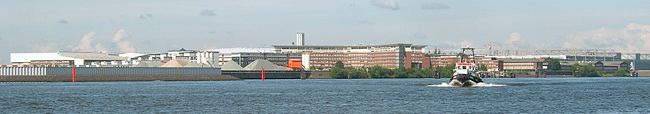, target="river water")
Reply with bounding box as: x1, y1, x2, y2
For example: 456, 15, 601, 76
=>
0, 77, 648, 113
